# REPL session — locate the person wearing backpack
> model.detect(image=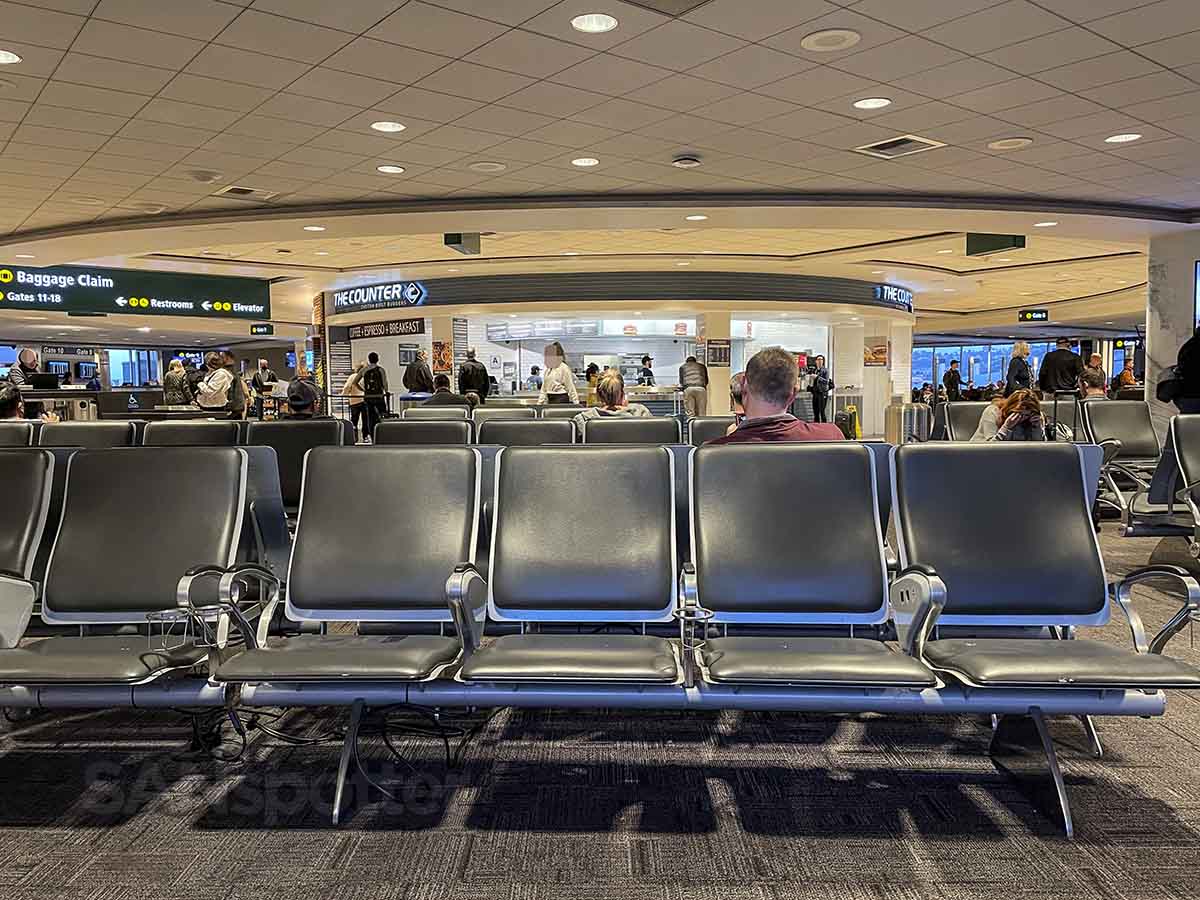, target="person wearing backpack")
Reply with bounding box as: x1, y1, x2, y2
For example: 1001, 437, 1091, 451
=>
358, 351, 390, 440
195, 352, 234, 413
